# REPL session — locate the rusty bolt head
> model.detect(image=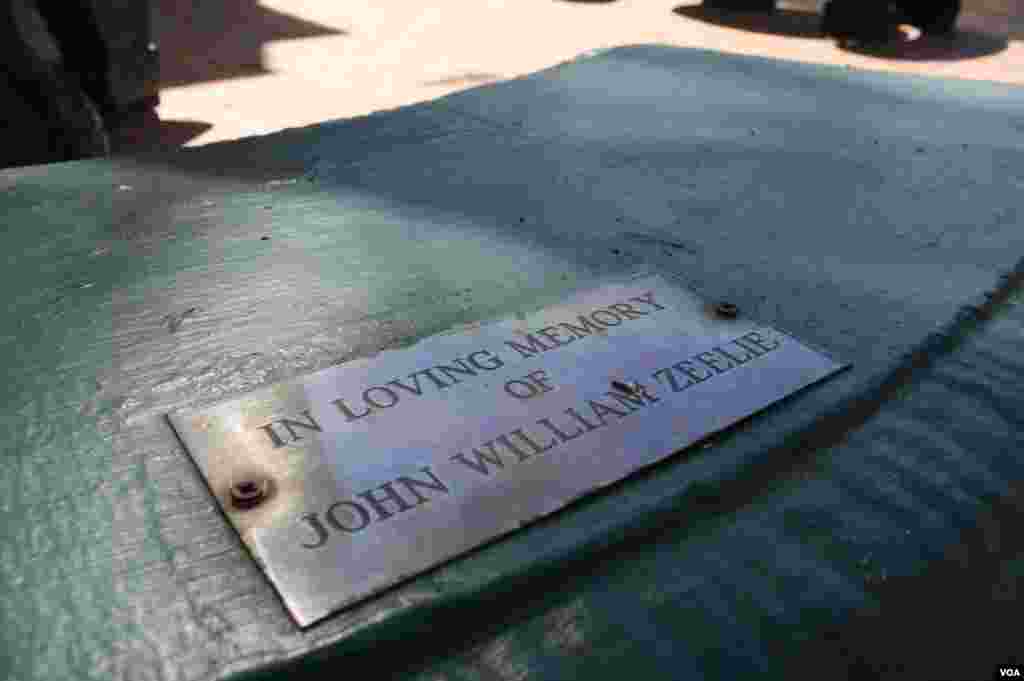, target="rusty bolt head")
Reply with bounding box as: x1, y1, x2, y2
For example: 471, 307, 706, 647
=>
229, 476, 270, 510
715, 301, 738, 318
